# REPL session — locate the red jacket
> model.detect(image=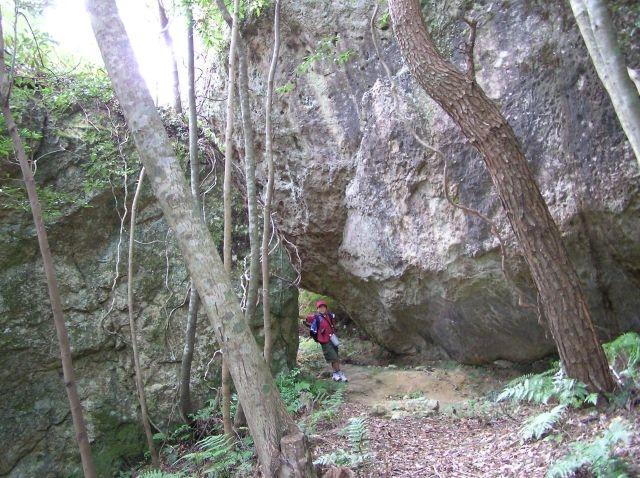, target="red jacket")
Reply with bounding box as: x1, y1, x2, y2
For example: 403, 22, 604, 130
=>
311, 313, 335, 344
